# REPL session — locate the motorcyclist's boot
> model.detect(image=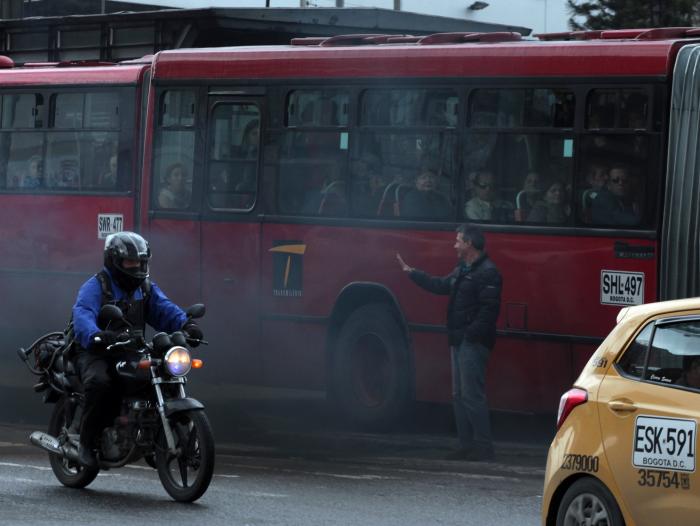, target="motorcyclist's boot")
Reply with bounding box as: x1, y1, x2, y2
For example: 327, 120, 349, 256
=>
78, 443, 97, 469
